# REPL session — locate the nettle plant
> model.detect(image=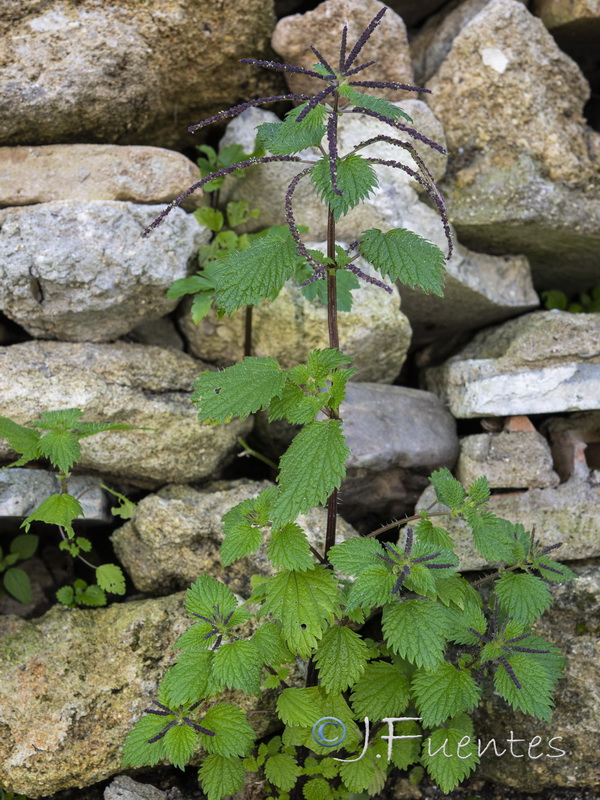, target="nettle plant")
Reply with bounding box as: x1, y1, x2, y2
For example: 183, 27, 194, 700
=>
0, 410, 137, 606
123, 10, 575, 799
